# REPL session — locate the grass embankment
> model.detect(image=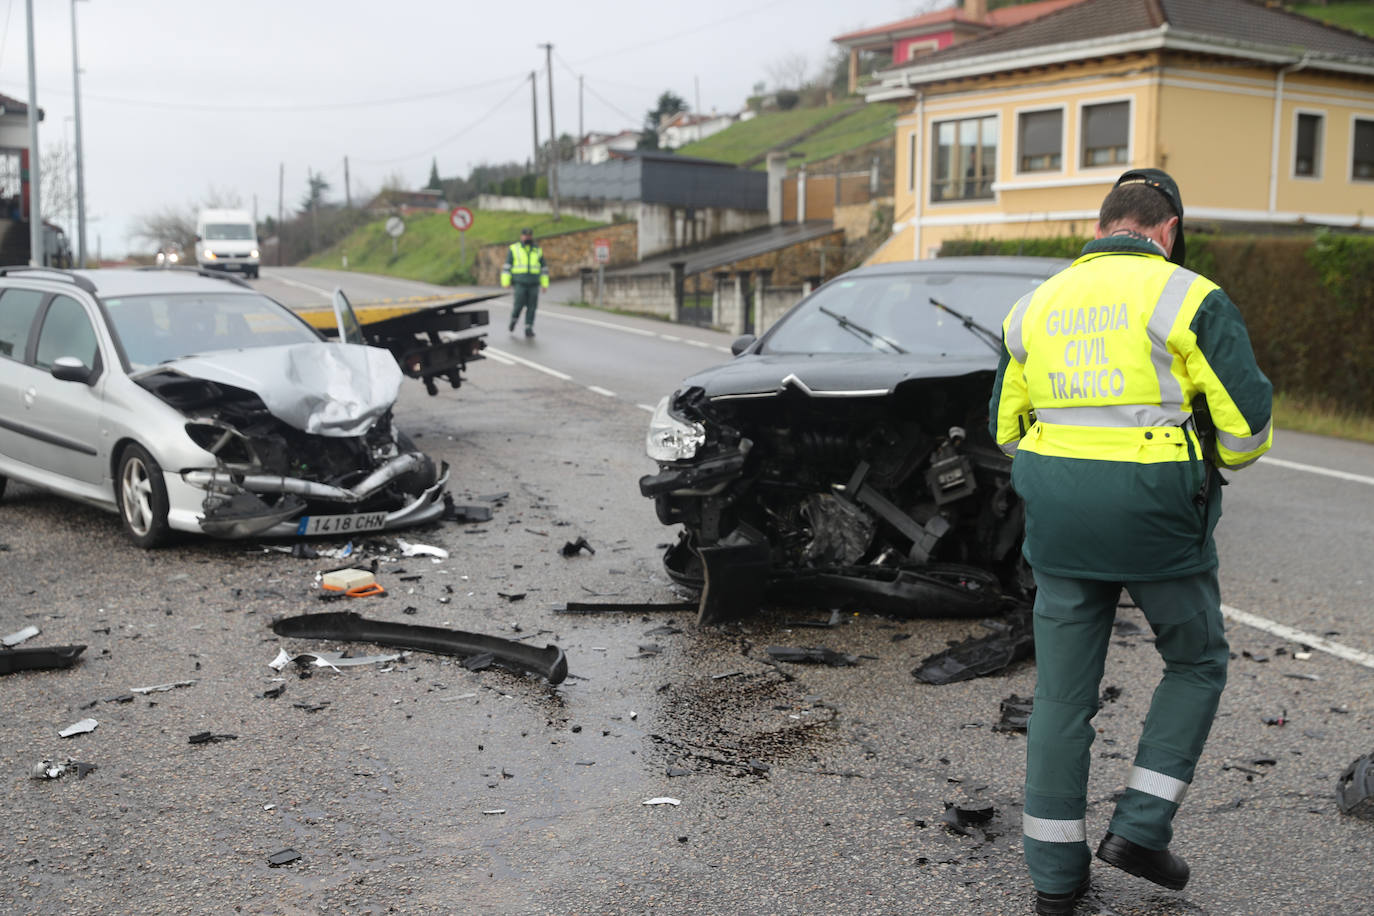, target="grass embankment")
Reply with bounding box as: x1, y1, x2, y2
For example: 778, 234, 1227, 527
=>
302, 209, 604, 285
1273, 392, 1374, 445
1292, 2, 1374, 35
676, 102, 862, 165
789, 103, 899, 166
